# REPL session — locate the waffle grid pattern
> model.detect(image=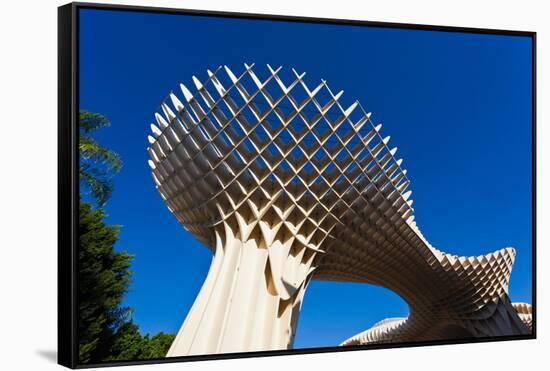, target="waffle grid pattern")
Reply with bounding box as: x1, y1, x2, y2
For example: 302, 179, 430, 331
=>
147, 64, 531, 355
